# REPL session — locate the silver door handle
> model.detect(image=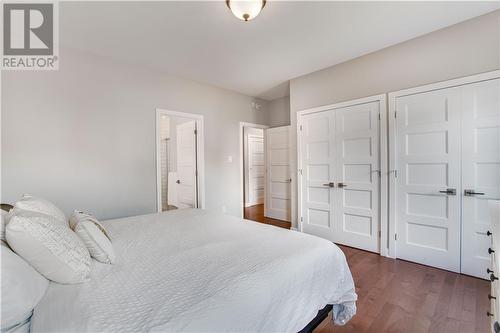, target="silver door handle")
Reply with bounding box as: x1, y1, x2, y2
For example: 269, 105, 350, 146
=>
337, 182, 347, 188
439, 188, 456, 195
322, 182, 335, 188
464, 189, 484, 196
